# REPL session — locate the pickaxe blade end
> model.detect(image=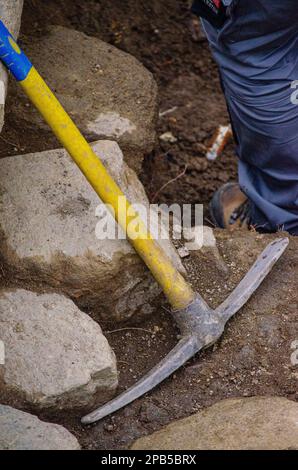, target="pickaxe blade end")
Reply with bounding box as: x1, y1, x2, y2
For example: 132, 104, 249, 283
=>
81, 335, 201, 425
215, 236, 289, 322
